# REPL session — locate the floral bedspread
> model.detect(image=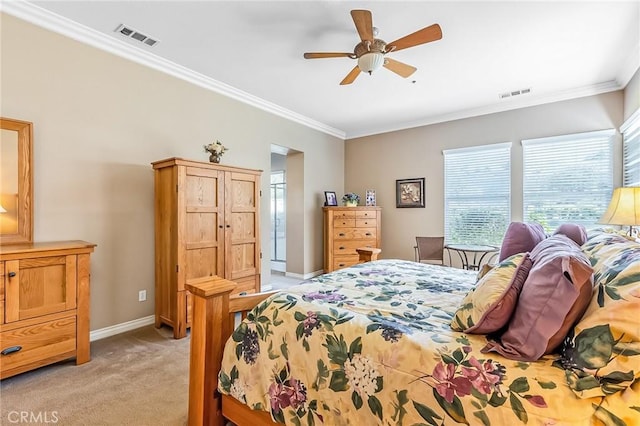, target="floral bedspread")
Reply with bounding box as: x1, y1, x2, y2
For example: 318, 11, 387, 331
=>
218, 260, 640, 425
